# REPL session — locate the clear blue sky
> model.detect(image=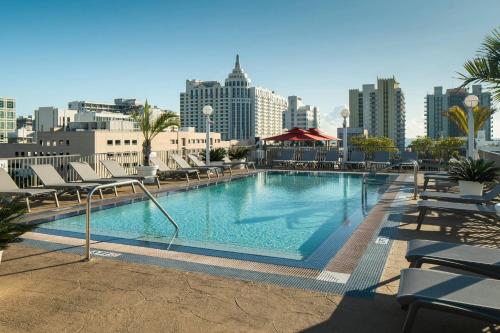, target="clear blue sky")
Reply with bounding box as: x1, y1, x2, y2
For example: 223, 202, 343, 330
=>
1, 0, 499, 138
